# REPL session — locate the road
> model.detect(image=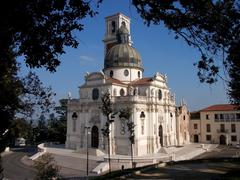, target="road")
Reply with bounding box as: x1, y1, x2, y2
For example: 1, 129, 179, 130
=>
2, 147, 37, 180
